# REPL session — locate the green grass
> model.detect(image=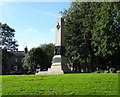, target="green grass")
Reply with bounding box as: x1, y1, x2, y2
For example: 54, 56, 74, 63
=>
2, 73, 118, 95
0, 76, 2, 97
